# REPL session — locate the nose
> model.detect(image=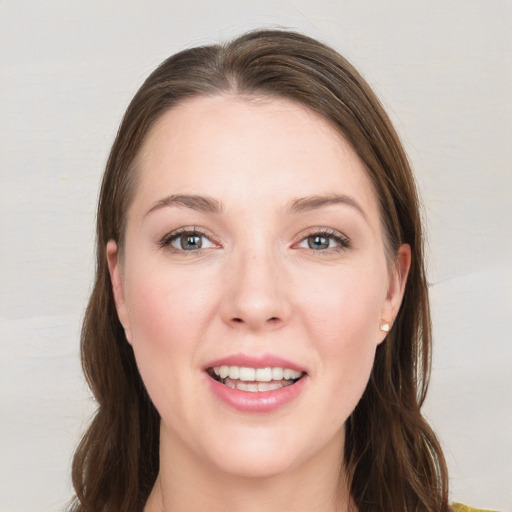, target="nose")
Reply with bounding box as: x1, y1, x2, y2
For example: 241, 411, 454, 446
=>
219, 248, 292, 331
